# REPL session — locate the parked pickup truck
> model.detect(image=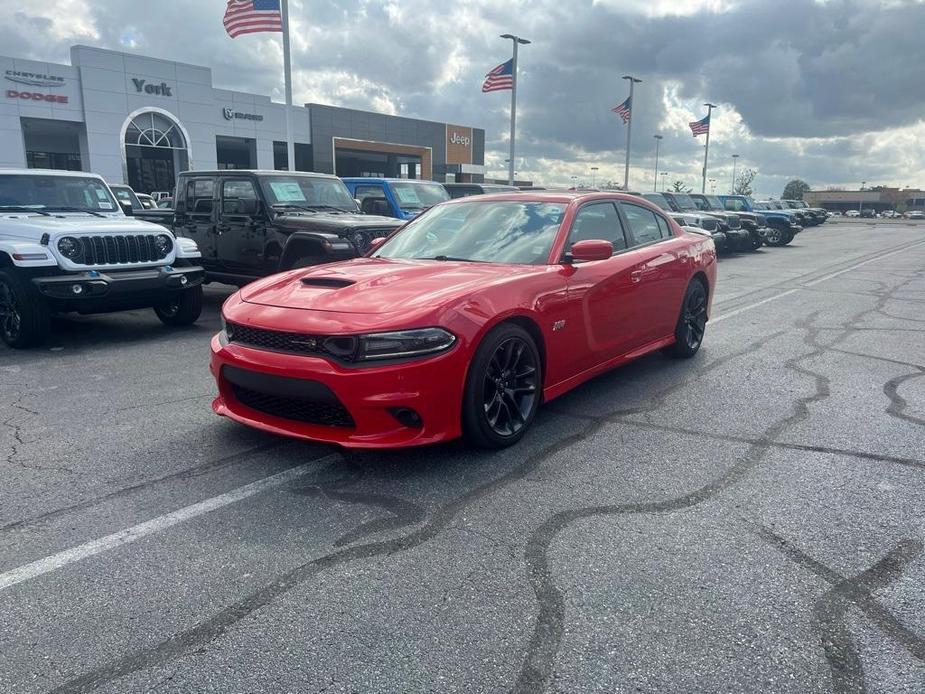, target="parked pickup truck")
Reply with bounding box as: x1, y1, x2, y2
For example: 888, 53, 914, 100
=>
0, 169, 204, 348
718, 195, 802, 246
342, 178, 451, 220
171, 170, 401, 286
